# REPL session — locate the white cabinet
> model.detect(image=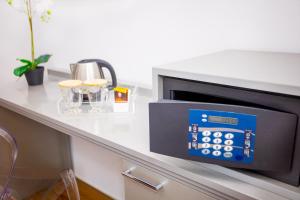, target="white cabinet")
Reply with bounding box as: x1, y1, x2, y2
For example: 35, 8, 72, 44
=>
72, 136, 220, 200
122, 161, 217, 200
71, 137, 124, 200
